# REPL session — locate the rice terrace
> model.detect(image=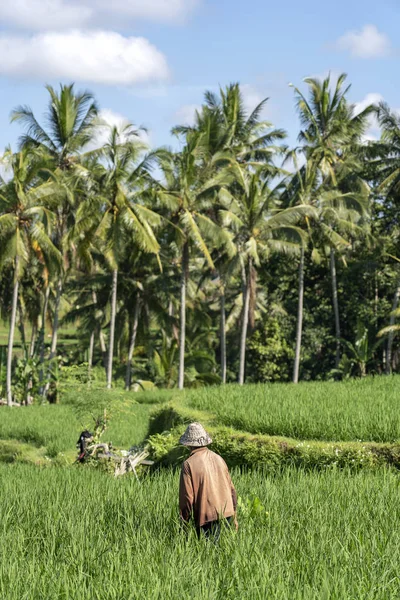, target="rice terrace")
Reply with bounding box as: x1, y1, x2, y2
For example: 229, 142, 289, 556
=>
2, 0, 400, 598
2, 379, 400, 599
